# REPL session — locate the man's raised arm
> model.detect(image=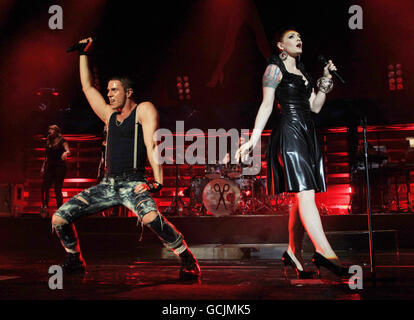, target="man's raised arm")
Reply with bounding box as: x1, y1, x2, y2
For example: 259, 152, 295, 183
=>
79, 37, 111, 124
